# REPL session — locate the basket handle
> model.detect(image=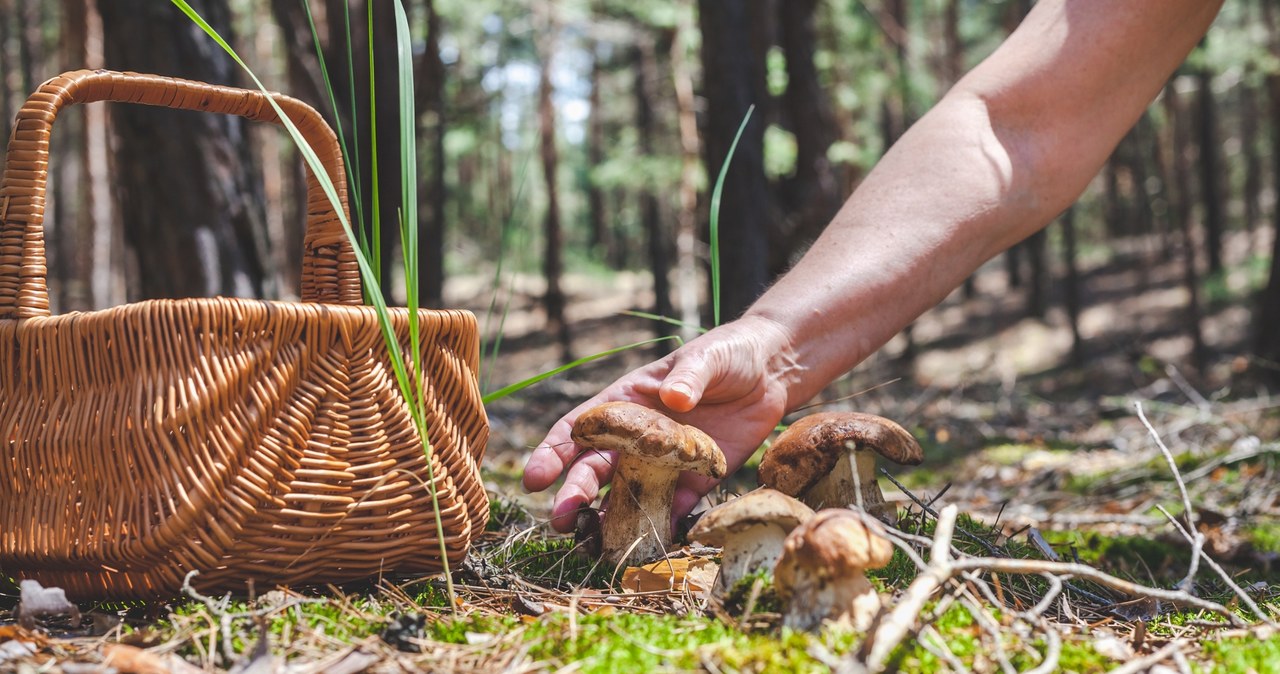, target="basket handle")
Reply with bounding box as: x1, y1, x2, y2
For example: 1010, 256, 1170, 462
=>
0, 69, 362, 319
